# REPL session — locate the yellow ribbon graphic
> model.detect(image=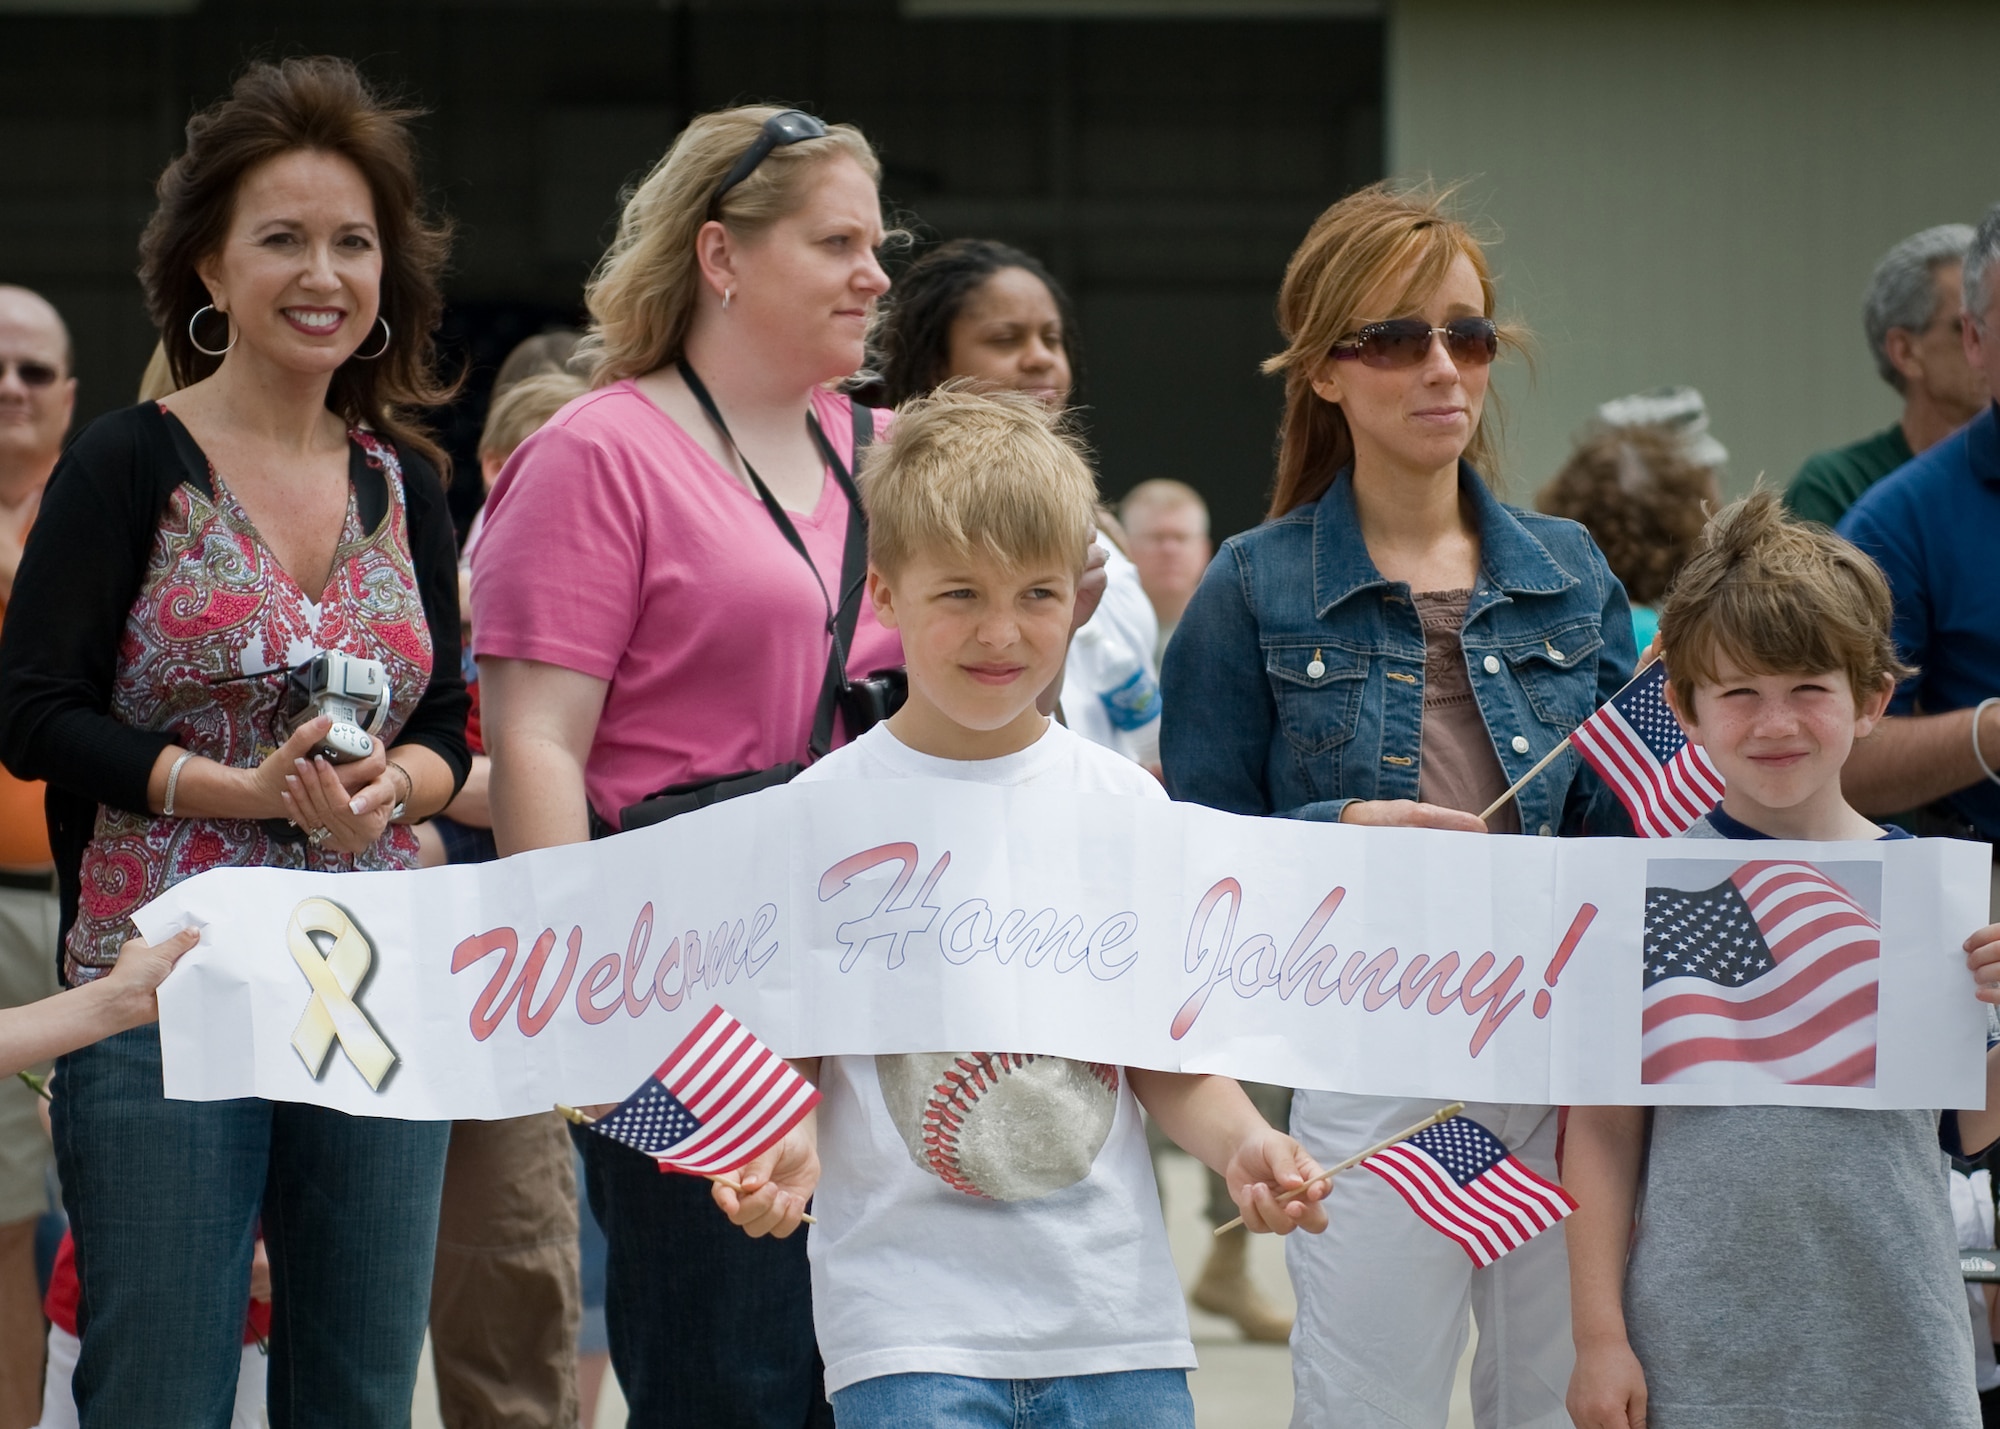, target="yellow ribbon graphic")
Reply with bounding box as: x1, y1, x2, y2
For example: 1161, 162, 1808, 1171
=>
288, 897, 397, 1090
